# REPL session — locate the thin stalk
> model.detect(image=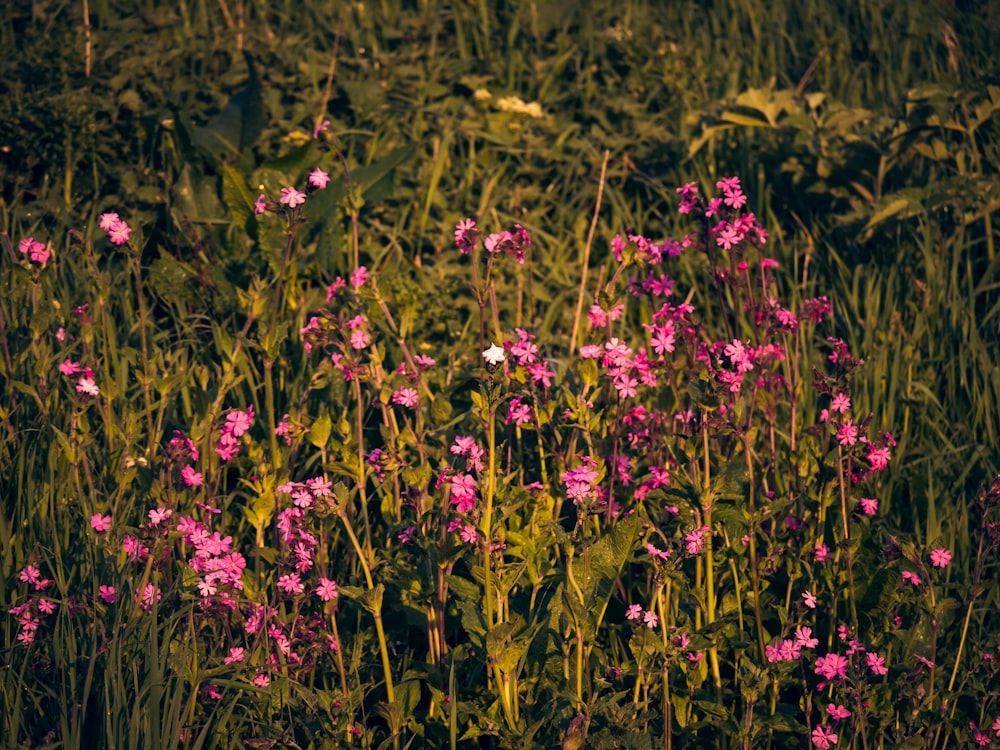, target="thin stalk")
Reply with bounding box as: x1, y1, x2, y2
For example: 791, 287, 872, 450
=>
570, 150, 610, 356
